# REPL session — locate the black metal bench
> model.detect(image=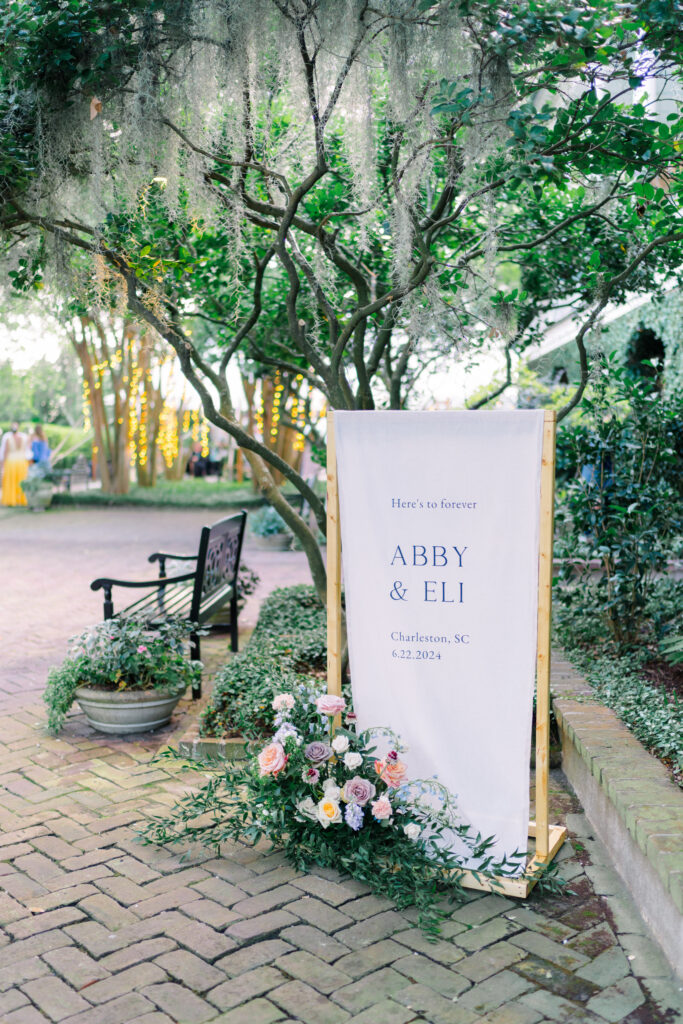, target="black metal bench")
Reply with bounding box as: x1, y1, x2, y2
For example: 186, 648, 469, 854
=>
90, 511, 247, 698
